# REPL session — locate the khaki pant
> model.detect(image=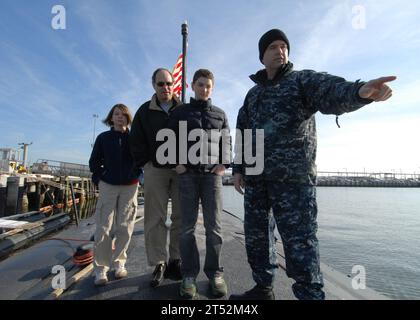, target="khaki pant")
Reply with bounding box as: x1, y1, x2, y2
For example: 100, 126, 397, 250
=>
94, 180, 138, 274
143, 162, 181, 266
